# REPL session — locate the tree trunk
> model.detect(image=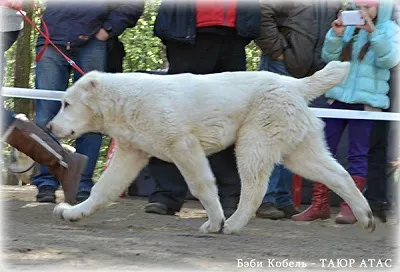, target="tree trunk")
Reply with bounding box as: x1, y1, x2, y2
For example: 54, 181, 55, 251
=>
13, 8, 33, 118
